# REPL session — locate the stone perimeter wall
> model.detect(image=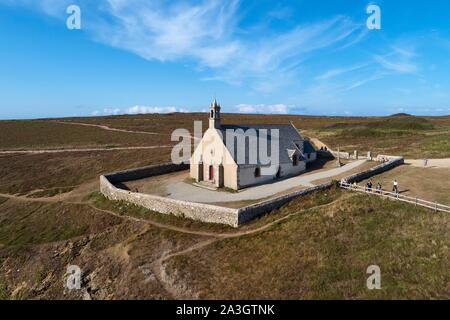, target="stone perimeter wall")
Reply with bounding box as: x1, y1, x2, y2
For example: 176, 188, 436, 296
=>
343, 156, 404, 184
100, 163, 238, 227
100, 158, 404, 228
